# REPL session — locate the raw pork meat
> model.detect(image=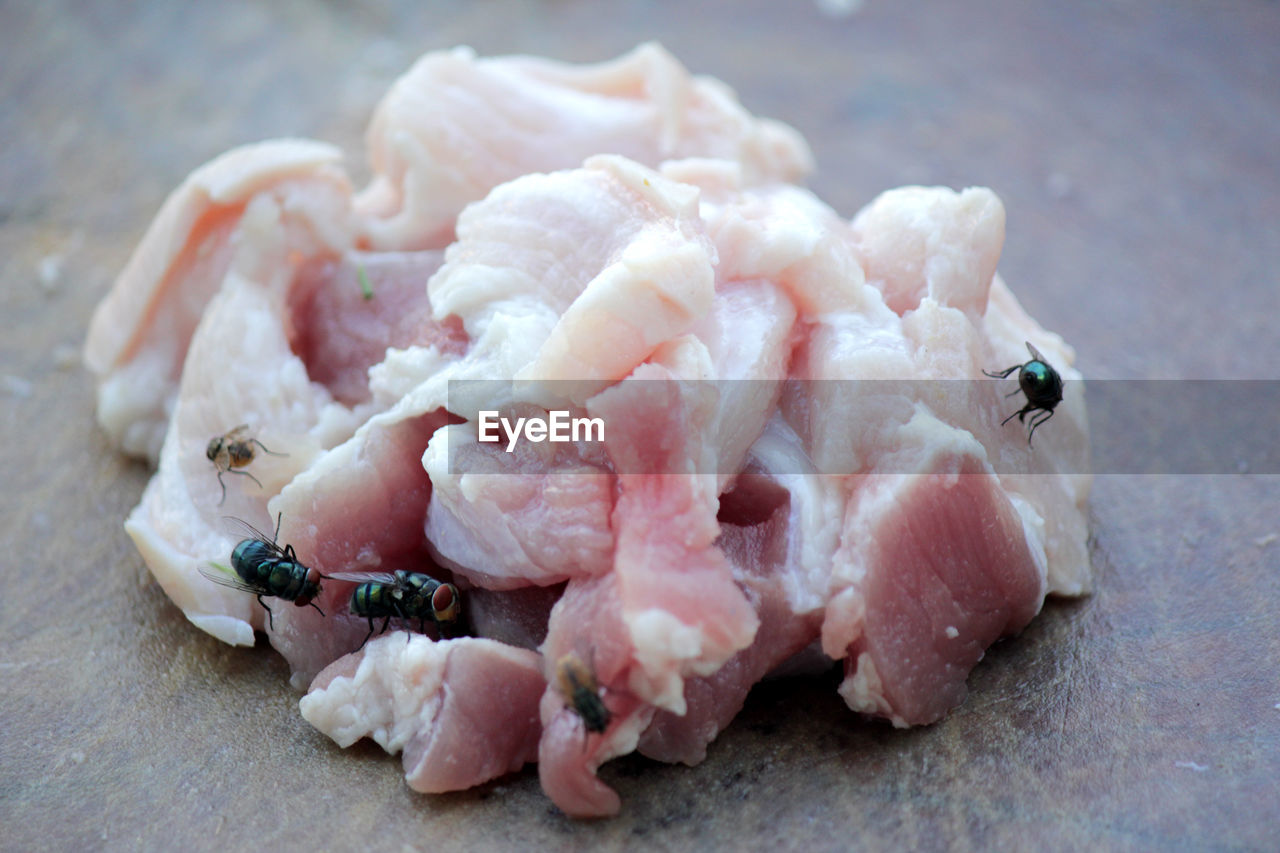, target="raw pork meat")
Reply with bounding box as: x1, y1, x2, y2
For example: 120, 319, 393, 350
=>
85, 44, 1090, 818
